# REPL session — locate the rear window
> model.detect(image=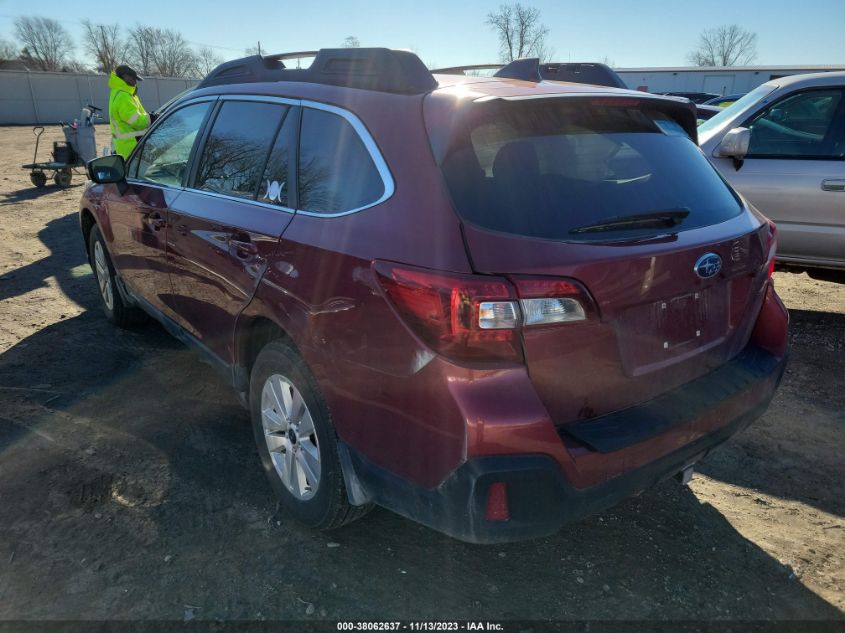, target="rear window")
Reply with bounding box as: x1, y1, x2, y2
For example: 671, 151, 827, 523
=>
441, 100, 742, 242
